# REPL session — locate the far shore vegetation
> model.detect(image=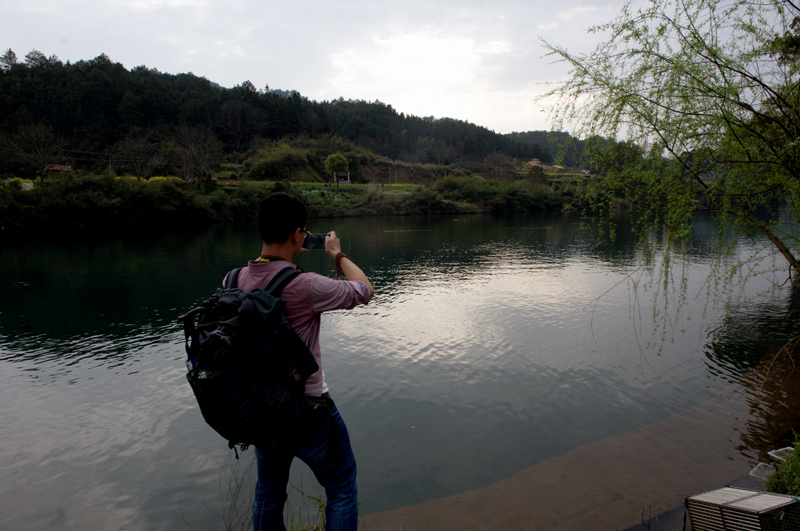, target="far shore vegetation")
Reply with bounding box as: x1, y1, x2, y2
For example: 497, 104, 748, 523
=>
0, 133, 592, 233
0, 48, 600, 233
0, 167, 580, 233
